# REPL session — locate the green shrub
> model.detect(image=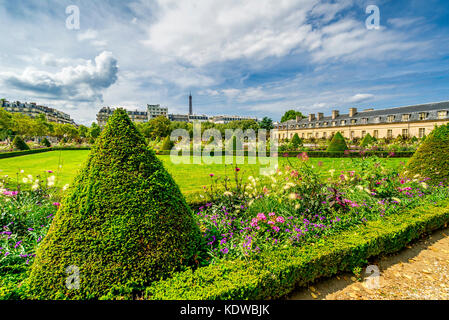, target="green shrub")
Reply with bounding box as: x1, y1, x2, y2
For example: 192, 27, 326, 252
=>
405, 123, 449, 183
160, 135, 174, 151
146, 200, 449, 300
291, 133, 302, 149
27, 108, 202, 299
41, 137, 51, 147
11, 136, 30, 151
326, 132, 348, 152
360, 133, 374, 148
